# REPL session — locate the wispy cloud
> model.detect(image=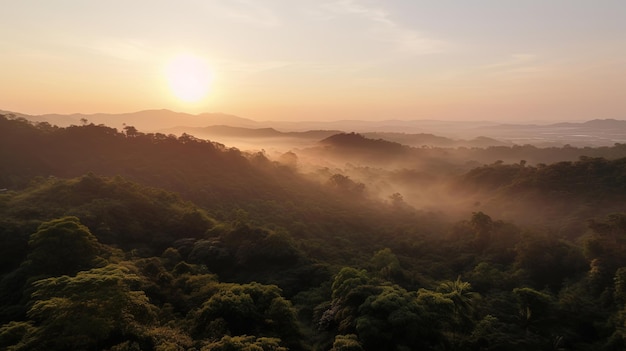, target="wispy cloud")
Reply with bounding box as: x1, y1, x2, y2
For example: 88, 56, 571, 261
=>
482, 54, 537, 69
480, 54, 546, 75
434, 53, 546, 84
216, 59, 294, 74
87, 38, 152, 62
216, 58, 372, 77
202, 0, 281, 28
318, 0, 445, 55
323, 0, 393, 26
